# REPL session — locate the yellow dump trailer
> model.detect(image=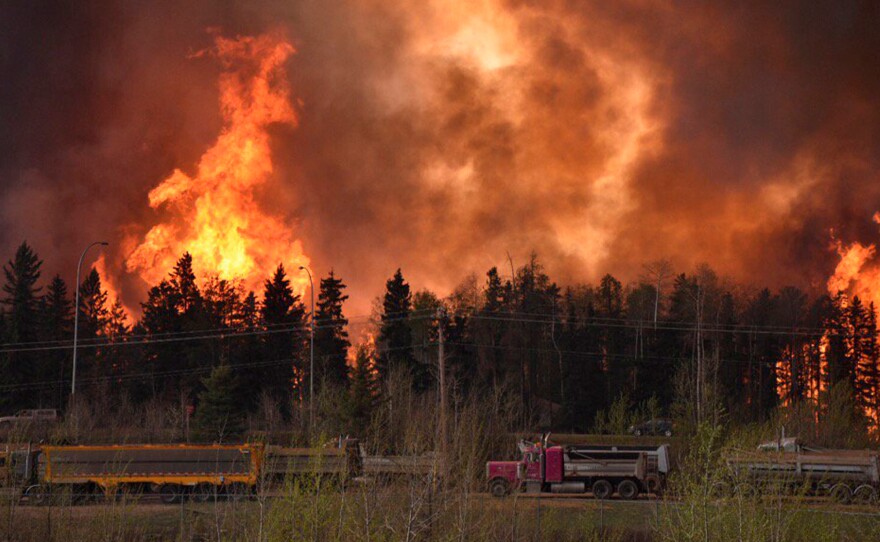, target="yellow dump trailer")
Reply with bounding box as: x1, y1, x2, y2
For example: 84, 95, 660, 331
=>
33, 443, 264, 503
